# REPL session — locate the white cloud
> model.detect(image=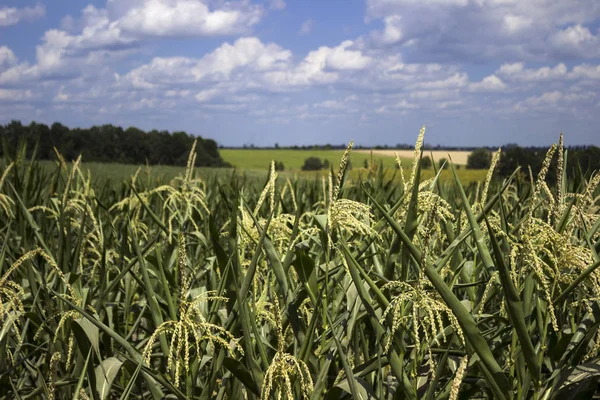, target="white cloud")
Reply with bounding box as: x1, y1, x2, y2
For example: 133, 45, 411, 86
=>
497, 62, 567, 82
0, 3, 44, 27
393, 99, 419, 109
299, 19, 315, 35
53, 86, 70, 102
563, 91, 596, 103
409, 89, 458, 99
468, 74, 507, 91
502, 14, 532, 33
319, 41, 372, 70
0, 63, 37, 85
0, 89, 36, 101
165, 89, 191, 97
569, 64, 600, 80
0, 46, 17, 68
195, 88, 220, 102
314, 100, 345, 110
514, 90, 597, 112
125, 37, 292, 88
263, 40, 371, 87
371, 15, 403, 44
0, 1, 271, 86
409, 73, 468, 90
368, 0, 467, 14
515, 90, 563, 111
376, 98, 418, 114
116, 0, 263, 37
550, 25, 596, 47
202, 103, 247, 112
365, 0, 600, 62
549, 25, 599, 57
436, 100, 463, 109
5, 1, 599, 133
